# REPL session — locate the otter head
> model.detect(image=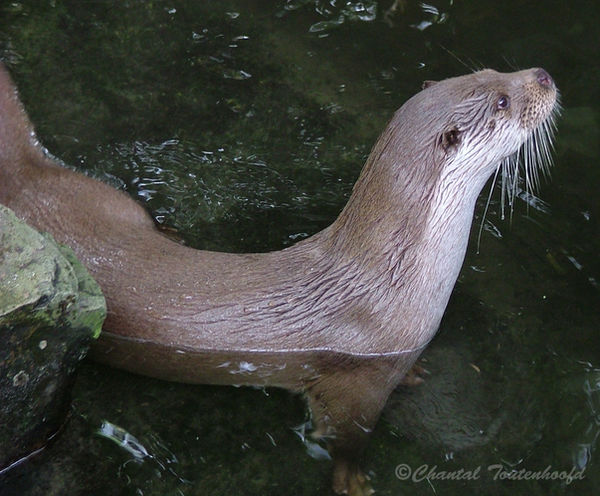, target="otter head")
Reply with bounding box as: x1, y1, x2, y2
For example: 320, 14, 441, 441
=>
418, 68, 559, 196
332, 68, 559, 256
